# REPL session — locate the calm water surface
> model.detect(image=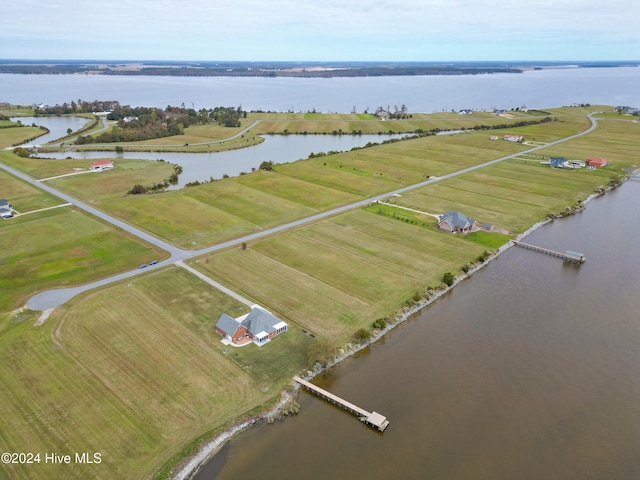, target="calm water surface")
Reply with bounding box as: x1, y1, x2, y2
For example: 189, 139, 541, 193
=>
35, 133, 405, 187
197, 183, 640, 480
10, 116, 89, 145
2, 67, 639, 112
